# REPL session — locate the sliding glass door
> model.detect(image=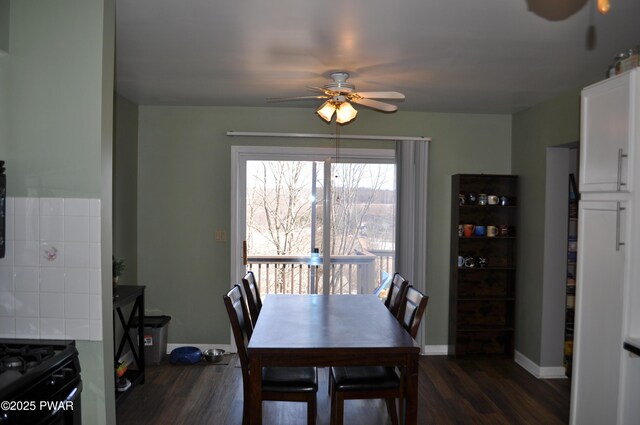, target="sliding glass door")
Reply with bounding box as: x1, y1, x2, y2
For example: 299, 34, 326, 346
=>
233, 146, 395, 295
